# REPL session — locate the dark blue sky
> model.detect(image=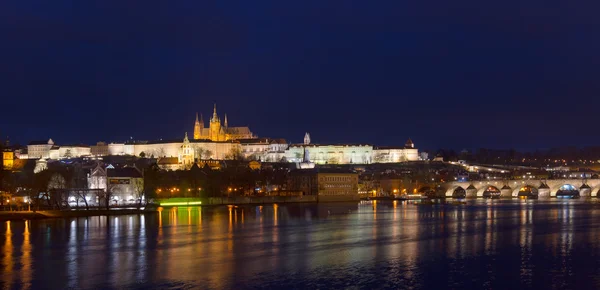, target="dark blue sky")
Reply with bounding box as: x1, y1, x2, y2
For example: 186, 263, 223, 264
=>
1, 1, 599, 151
